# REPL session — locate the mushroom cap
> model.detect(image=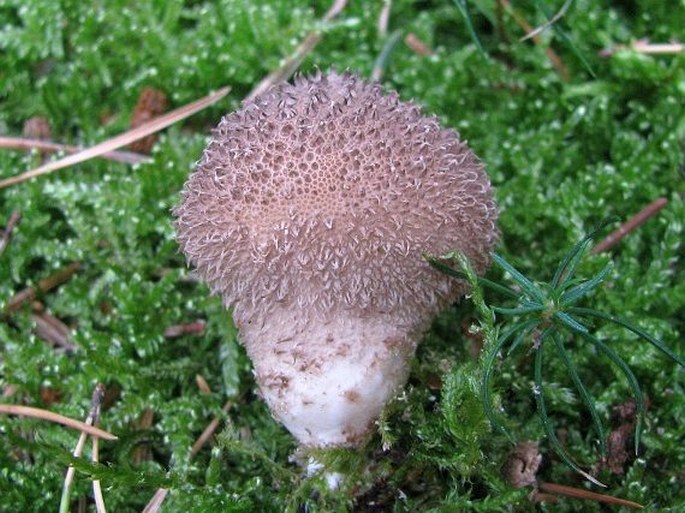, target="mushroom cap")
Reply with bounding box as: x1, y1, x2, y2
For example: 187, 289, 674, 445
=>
175, 71, 498, 326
